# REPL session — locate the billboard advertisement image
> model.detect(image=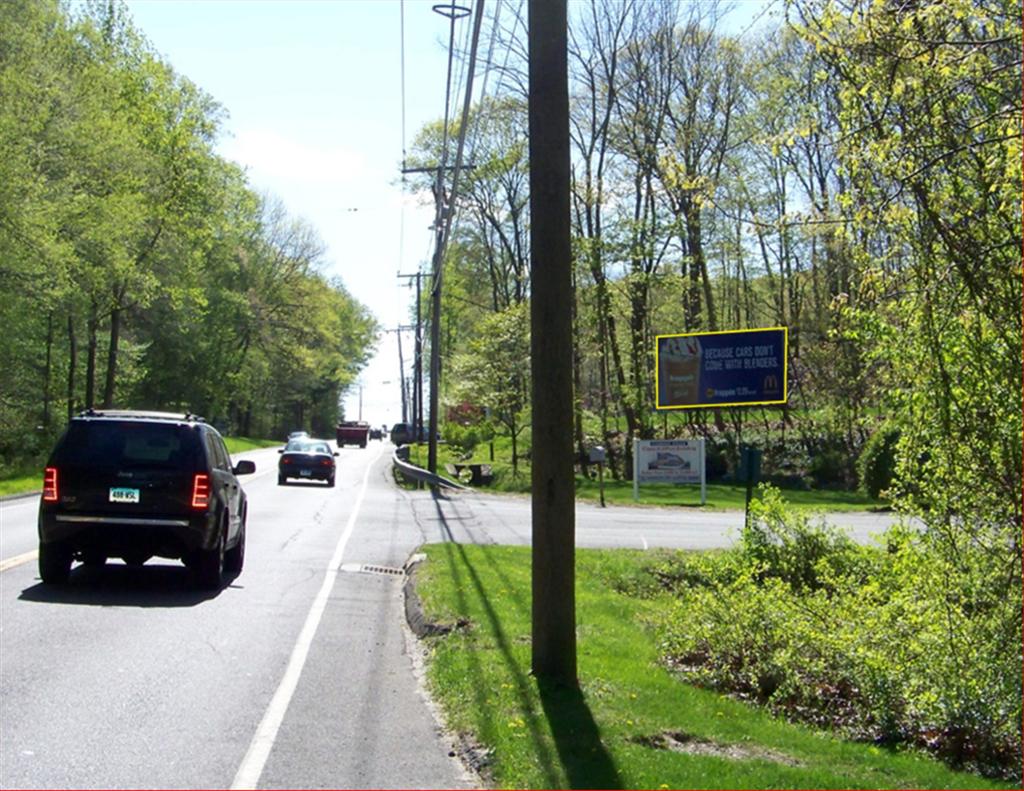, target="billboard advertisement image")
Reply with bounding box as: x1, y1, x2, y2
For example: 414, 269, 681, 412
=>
656, 327, 788, 409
